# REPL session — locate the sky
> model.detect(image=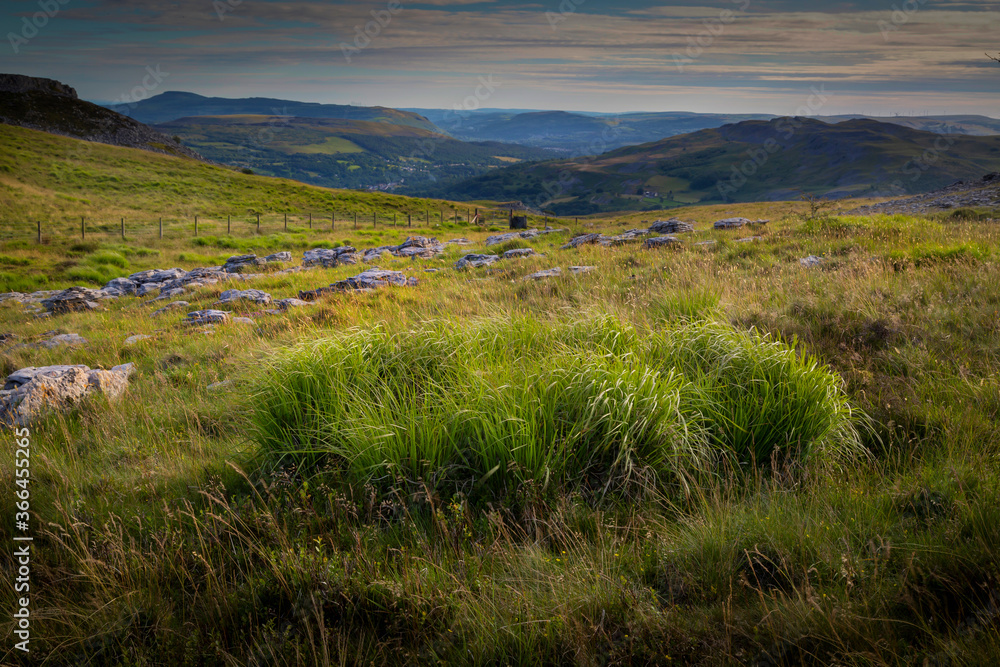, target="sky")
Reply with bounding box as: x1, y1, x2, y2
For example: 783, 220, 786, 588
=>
1, 0, 998, 116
